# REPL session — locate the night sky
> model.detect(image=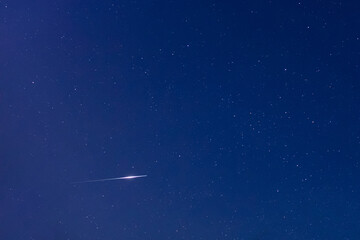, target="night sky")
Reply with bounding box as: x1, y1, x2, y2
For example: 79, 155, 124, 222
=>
1, 0, 360, 239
